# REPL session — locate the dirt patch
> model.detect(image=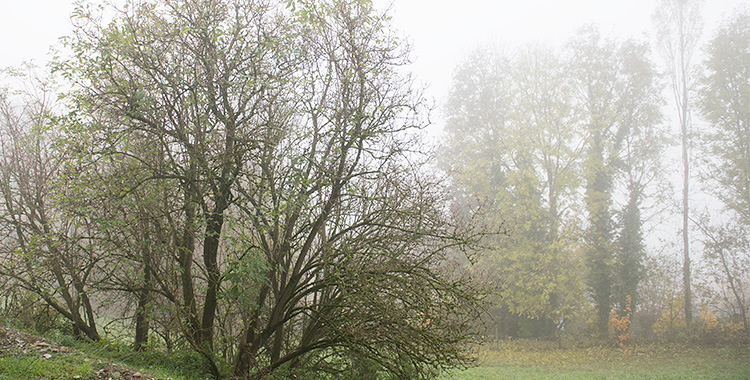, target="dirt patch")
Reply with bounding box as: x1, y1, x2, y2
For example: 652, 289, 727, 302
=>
95, 363, 152, 380
0, 325, 71, 357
